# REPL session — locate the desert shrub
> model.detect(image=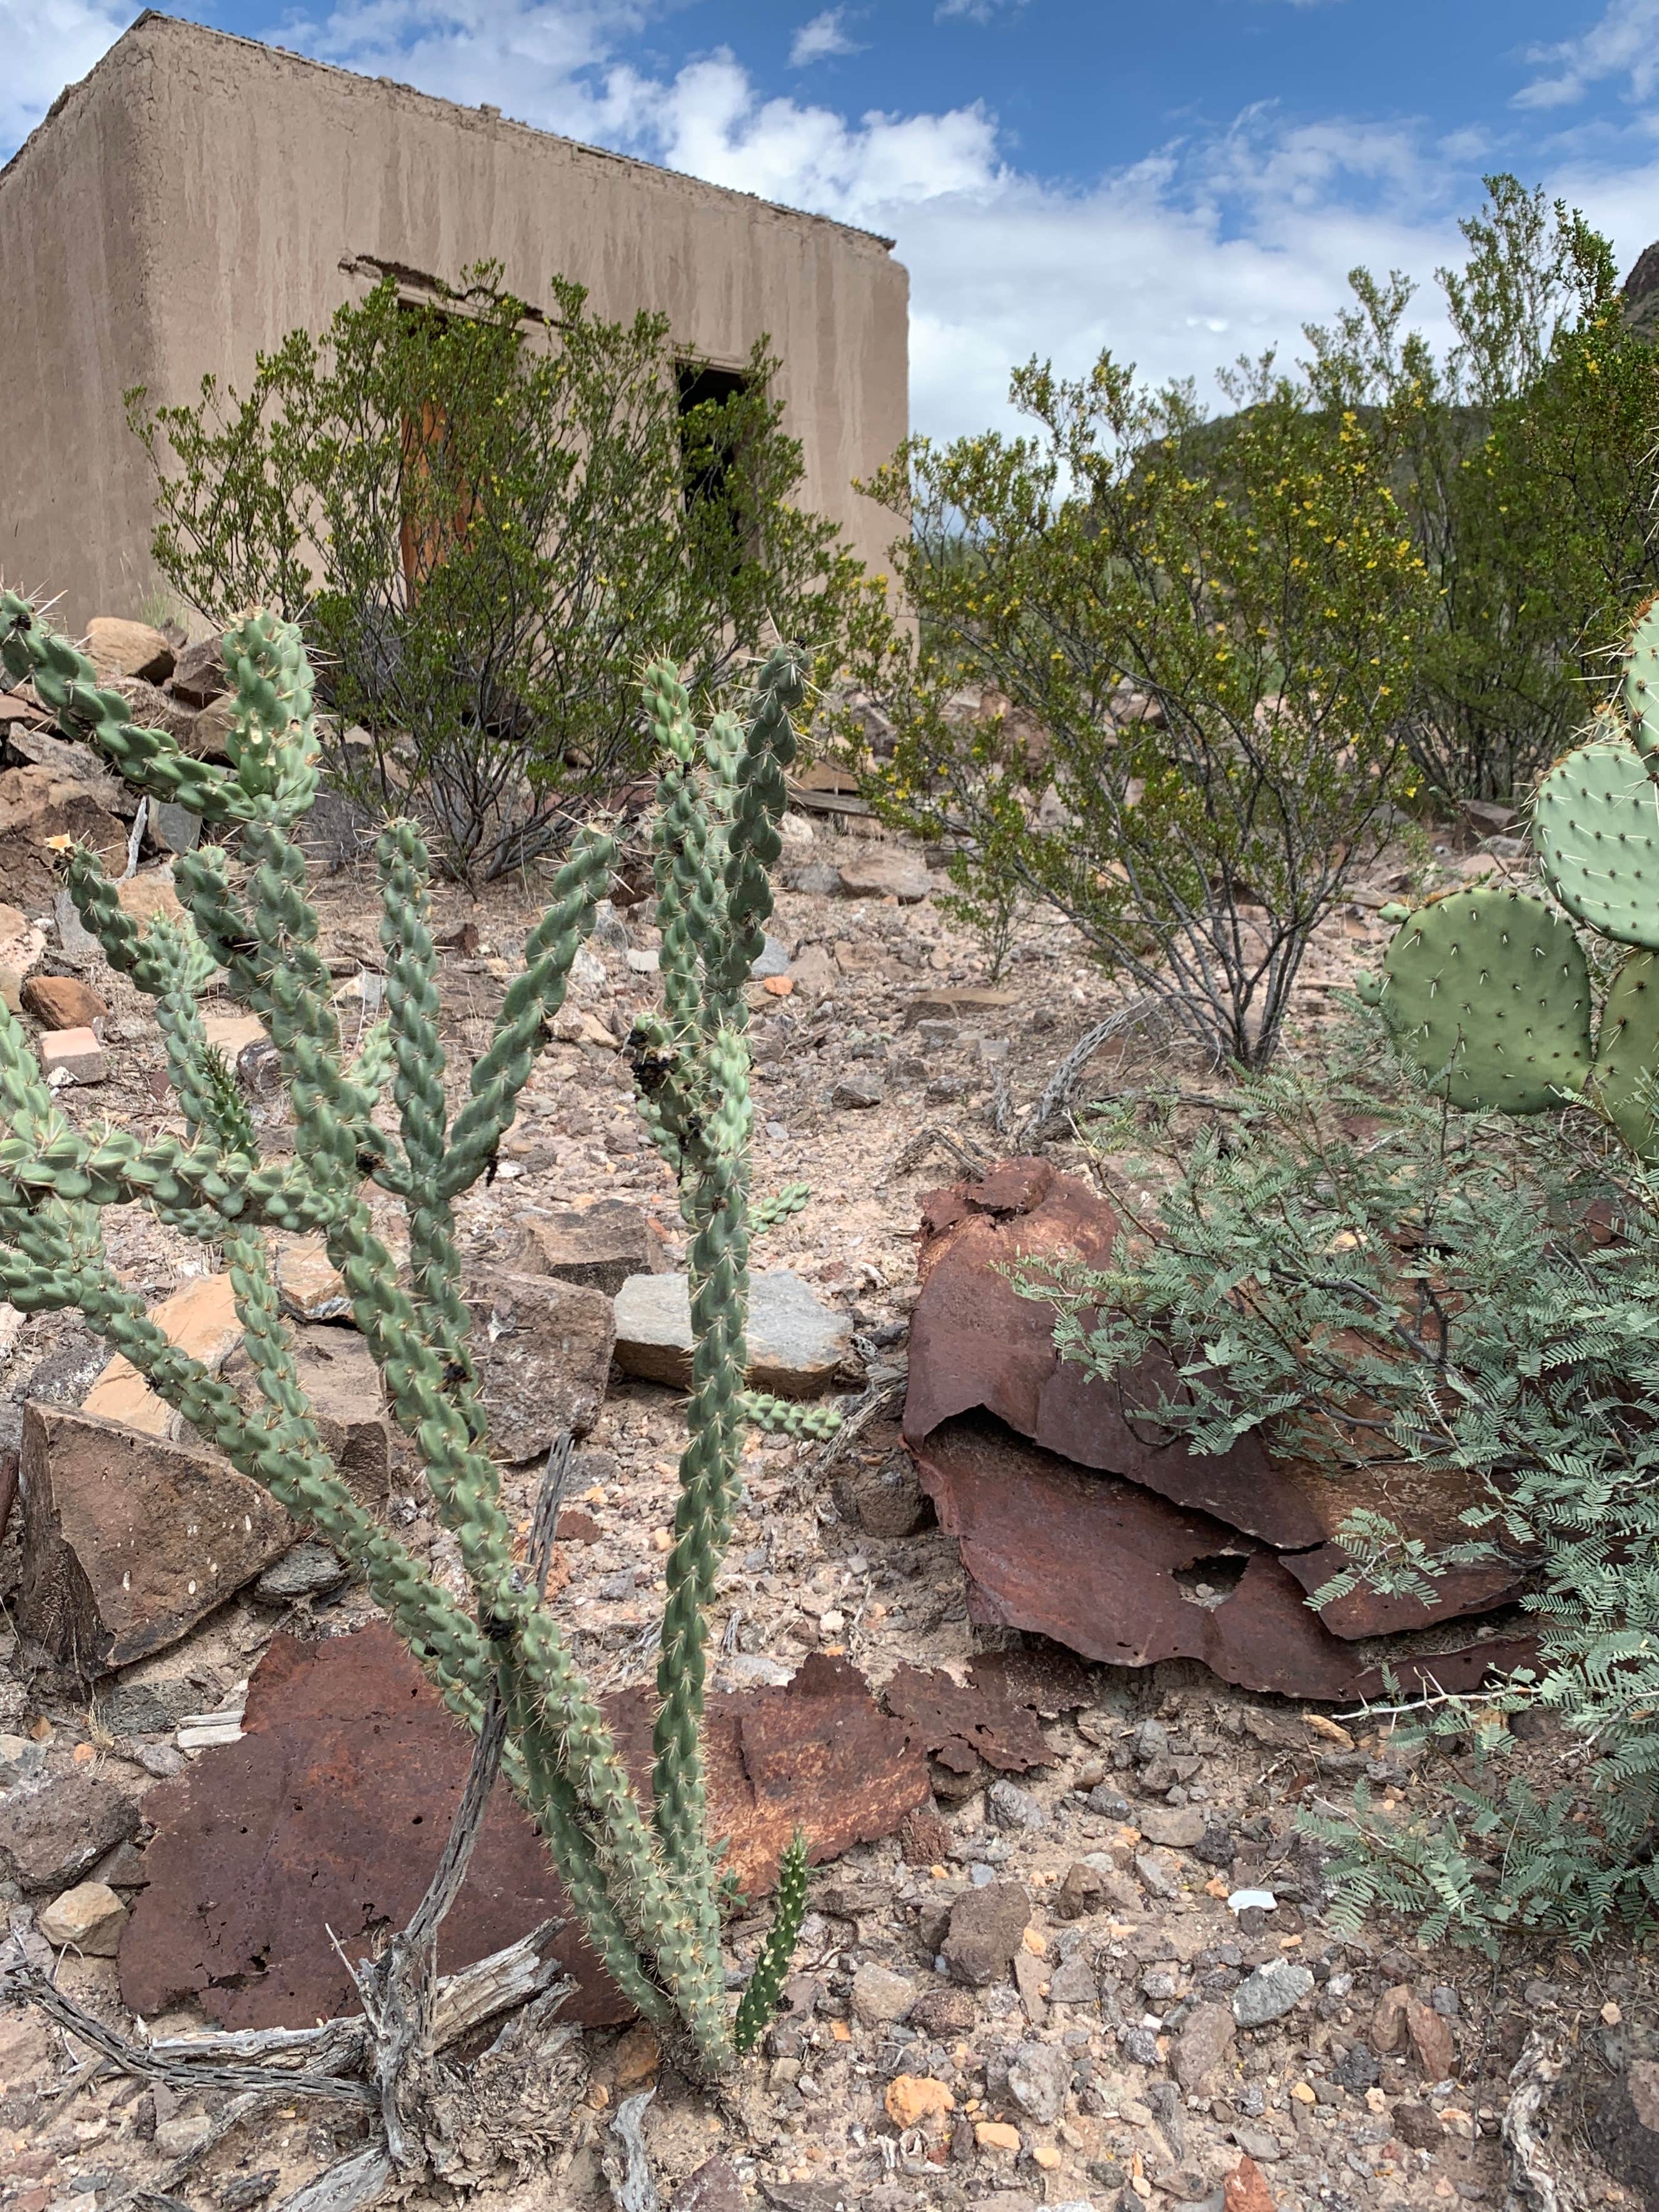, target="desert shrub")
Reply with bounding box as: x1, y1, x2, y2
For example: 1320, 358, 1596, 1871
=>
1018, 1030, 1659, 1950
1302, 177, 1659, 804
128, 266, 870, 880
846, 358, 1431, 1068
